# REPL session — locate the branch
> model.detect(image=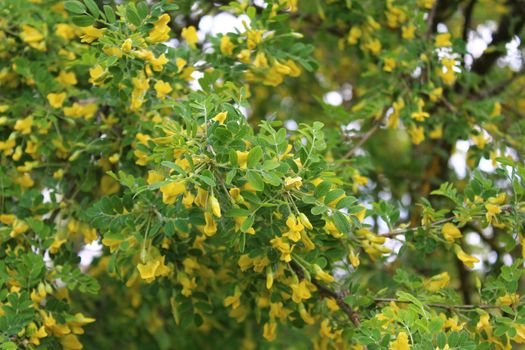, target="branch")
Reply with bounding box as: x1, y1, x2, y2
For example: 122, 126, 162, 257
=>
462, 0, 477, 44
374, 298, 501, 310
379, 205, 513, 238
343, 110, 387, 159
290, 261, 360, 327
379, 216, 455, 238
